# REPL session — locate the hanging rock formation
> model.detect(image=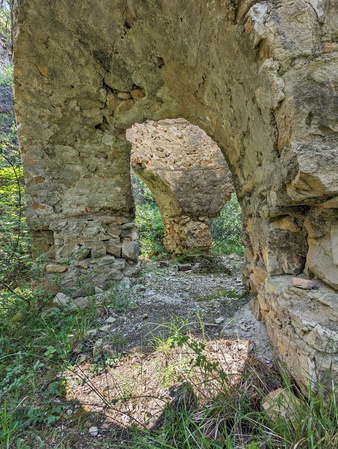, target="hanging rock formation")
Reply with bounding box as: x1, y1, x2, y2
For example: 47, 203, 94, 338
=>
13, 0, 338, 392
128, 119, 233, 253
